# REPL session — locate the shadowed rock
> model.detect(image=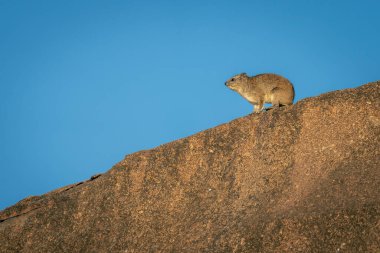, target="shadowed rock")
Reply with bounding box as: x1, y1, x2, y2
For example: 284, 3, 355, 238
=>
1, 82, 379, 252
